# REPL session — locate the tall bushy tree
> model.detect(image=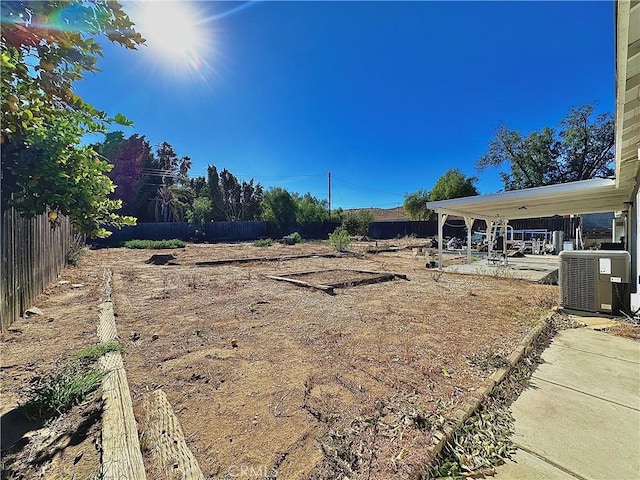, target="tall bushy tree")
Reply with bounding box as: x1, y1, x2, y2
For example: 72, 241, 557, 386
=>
403, 189, 430, 220
155, 142, 179, 185
189, 176, 207, 199
342, 210, 374, 236
187, 196, 213, 226
206, 165, 263, 221
96, 132, 154, 217
1, 1, 144, 237
207, 165, 225, 221
477, 104, 614, 191
429, 169, 478, 201
295, 193, 328, 224
262, 187, 297, 234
